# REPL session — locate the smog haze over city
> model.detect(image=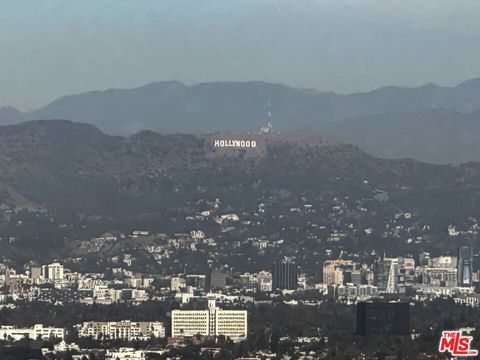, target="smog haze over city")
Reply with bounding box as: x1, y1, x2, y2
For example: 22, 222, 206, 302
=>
3, 1, 480, 359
